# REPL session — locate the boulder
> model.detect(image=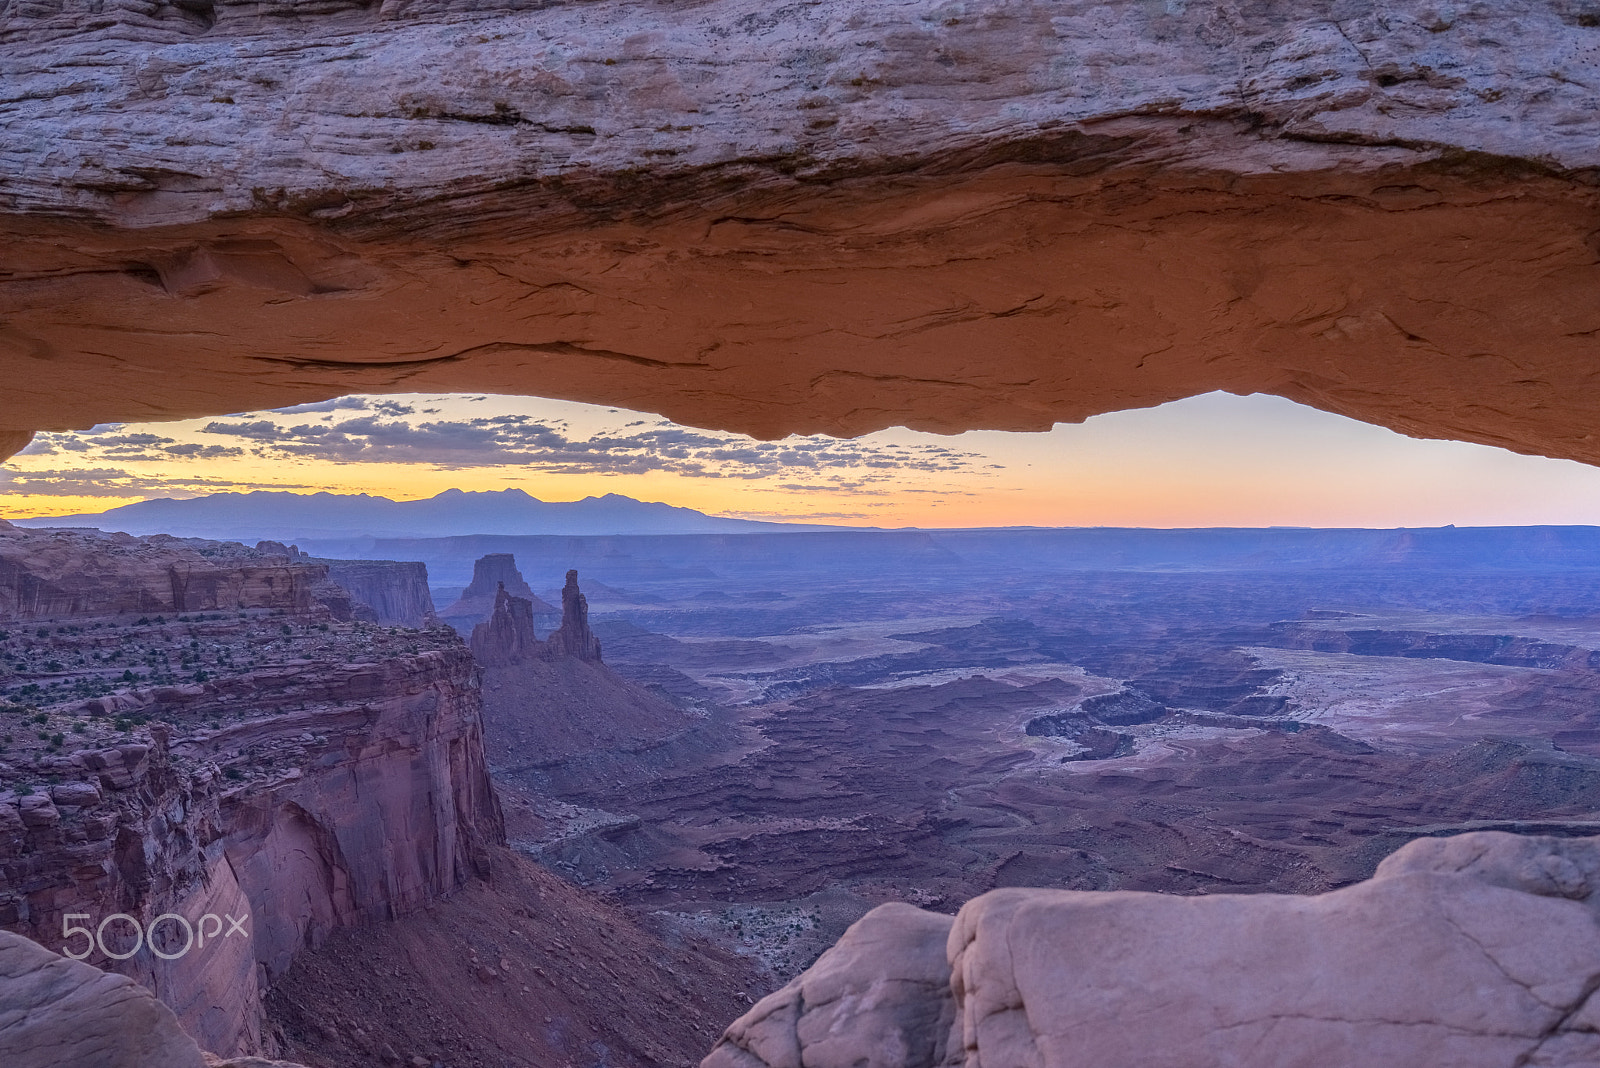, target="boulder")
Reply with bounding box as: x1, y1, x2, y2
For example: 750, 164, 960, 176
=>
704, 831, 1600, 1068
704, 902, 956, 1068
